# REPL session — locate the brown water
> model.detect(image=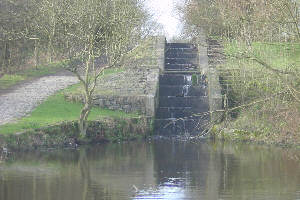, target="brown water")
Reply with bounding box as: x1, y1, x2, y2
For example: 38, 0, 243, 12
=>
1, 140, 300, 200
